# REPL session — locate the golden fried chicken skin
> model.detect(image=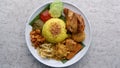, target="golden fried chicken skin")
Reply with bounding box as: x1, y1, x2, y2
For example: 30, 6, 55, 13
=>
72, 31, 85, 42
64, 8, 85, 34
64, 8, 78, 33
